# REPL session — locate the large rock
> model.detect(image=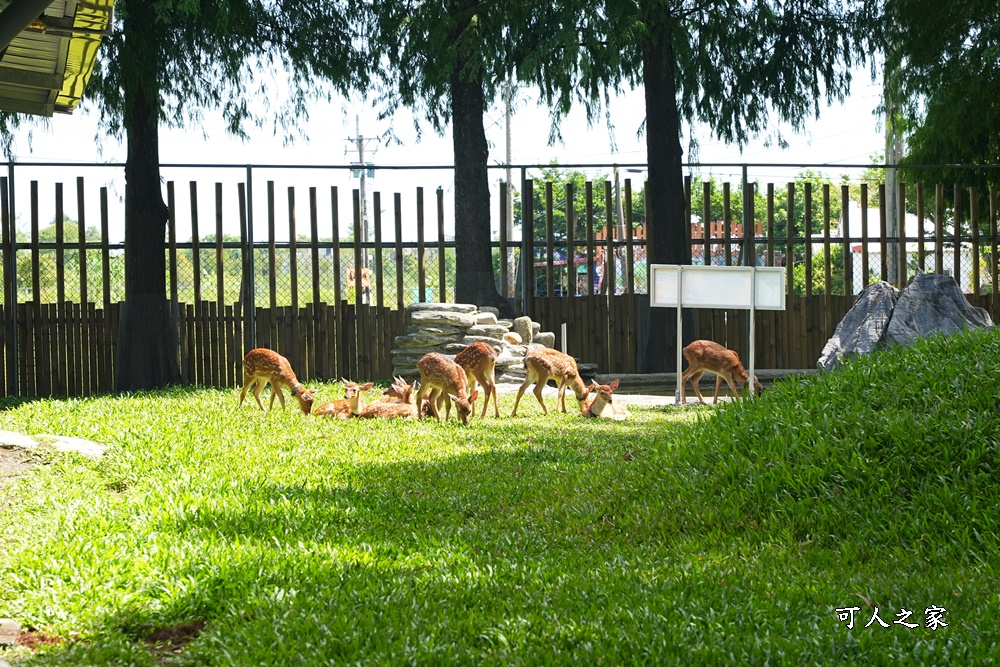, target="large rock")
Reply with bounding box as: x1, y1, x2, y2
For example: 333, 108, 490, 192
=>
512, 316, 533, 345
534, 332, 556, 348
818, 272, 993, 370
408, 325, 464, 336
884, 271, 992, 346
406, 302, 478, 314
474, 311, 499, 325
818, 281, 899, 370
467, 324, 508, 338
409, 309, 478, 329
394, 333, 461, 349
